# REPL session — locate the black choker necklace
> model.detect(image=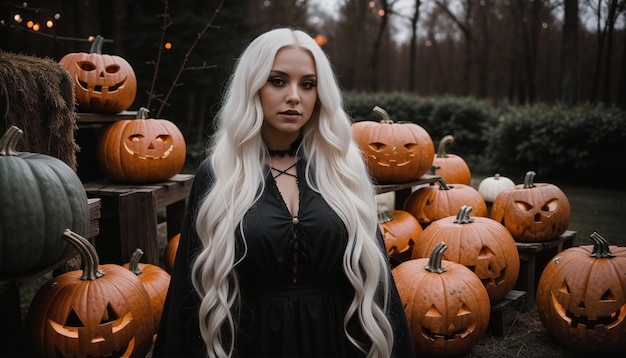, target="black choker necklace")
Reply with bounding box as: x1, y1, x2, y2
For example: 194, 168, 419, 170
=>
267, 138, 302, 157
